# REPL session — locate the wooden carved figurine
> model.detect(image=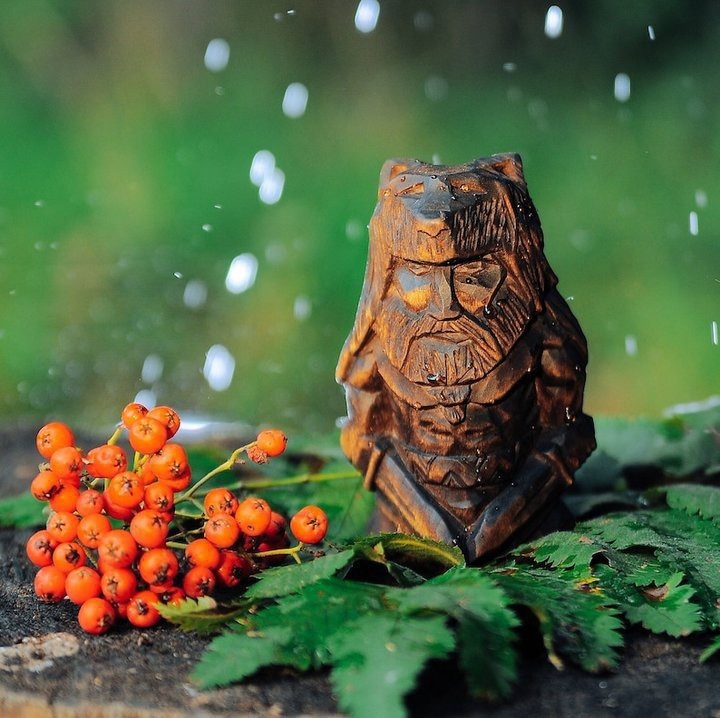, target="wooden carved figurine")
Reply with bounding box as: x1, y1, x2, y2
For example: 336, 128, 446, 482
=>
336, 154, 595, 563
